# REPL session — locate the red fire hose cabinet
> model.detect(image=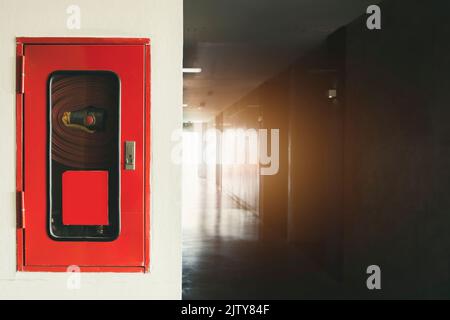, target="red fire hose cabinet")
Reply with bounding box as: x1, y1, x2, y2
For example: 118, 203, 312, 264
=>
16, 38, 151, 272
